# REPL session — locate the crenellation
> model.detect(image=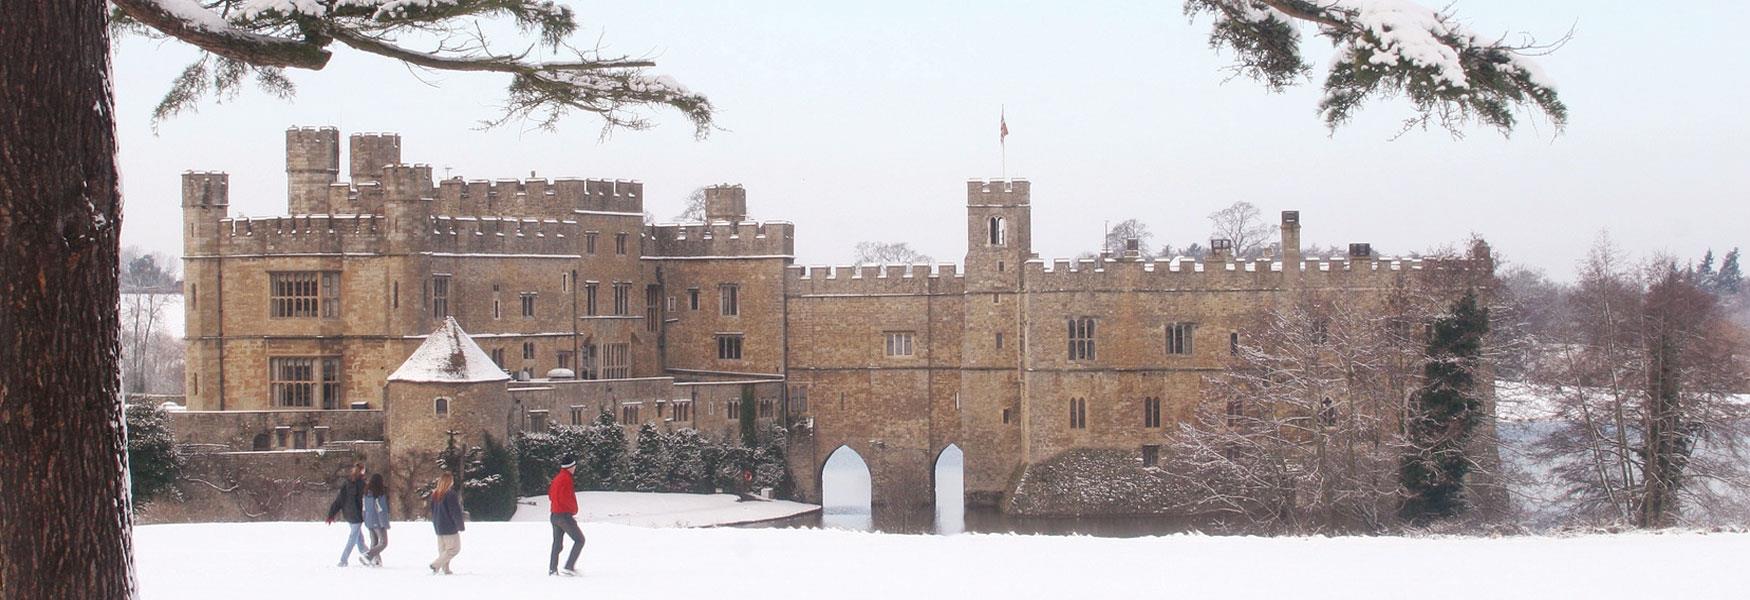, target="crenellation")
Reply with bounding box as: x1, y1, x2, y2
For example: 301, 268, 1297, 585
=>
645, 221, 794, 258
